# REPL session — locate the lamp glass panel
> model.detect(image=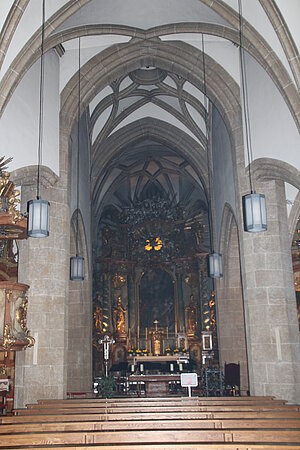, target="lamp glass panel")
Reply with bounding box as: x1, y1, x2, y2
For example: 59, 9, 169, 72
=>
70, 256, 84, 281
209, 253, 223, 278
27, 199, 50, 238
243, 193, 267, 232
